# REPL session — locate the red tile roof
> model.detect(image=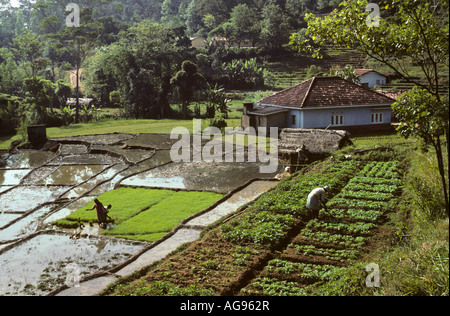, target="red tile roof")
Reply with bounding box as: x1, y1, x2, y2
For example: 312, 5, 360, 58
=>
354, 69, 386, 77
259, 76, 395, 108
354, 69, 373, 76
